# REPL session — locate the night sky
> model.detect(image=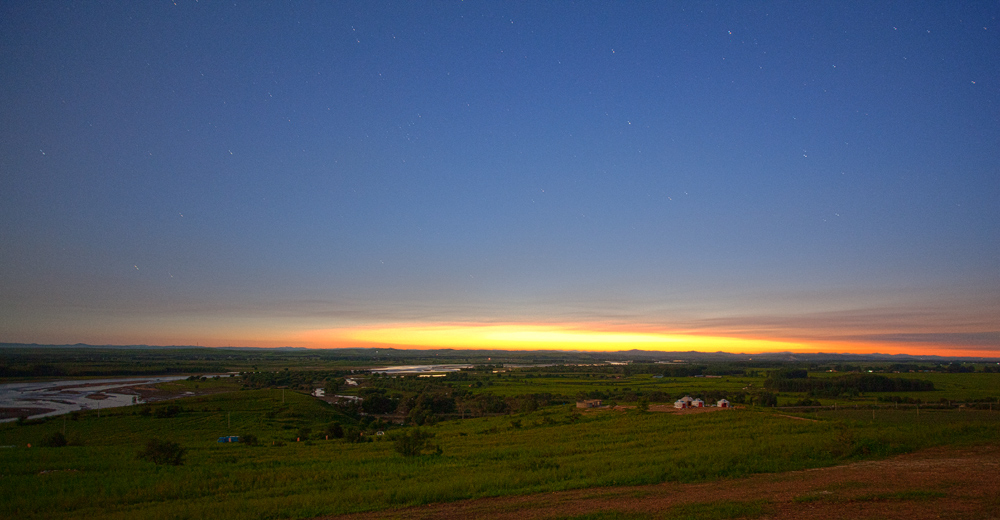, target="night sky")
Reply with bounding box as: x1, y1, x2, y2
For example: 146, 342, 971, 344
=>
2, 2, 998, 356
